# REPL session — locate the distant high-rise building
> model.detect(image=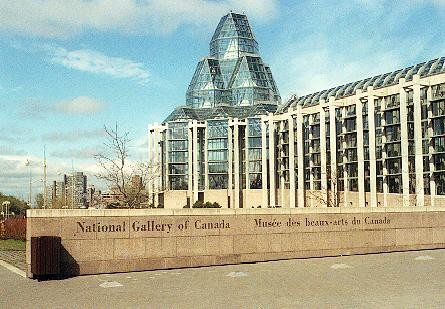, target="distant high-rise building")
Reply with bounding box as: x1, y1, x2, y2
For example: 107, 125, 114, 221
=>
46, 184, 54, 207
130, 175, 143, 190
54, 180, 66, 203
65, 172, 87, 208
87, 185, 102, 209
